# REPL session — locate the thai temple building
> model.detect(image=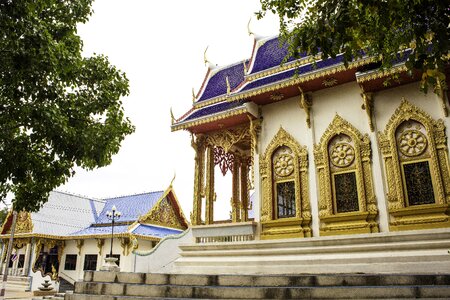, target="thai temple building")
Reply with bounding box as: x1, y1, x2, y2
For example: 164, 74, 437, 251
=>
0, 184, 188, 292
169, 32, 450, 275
